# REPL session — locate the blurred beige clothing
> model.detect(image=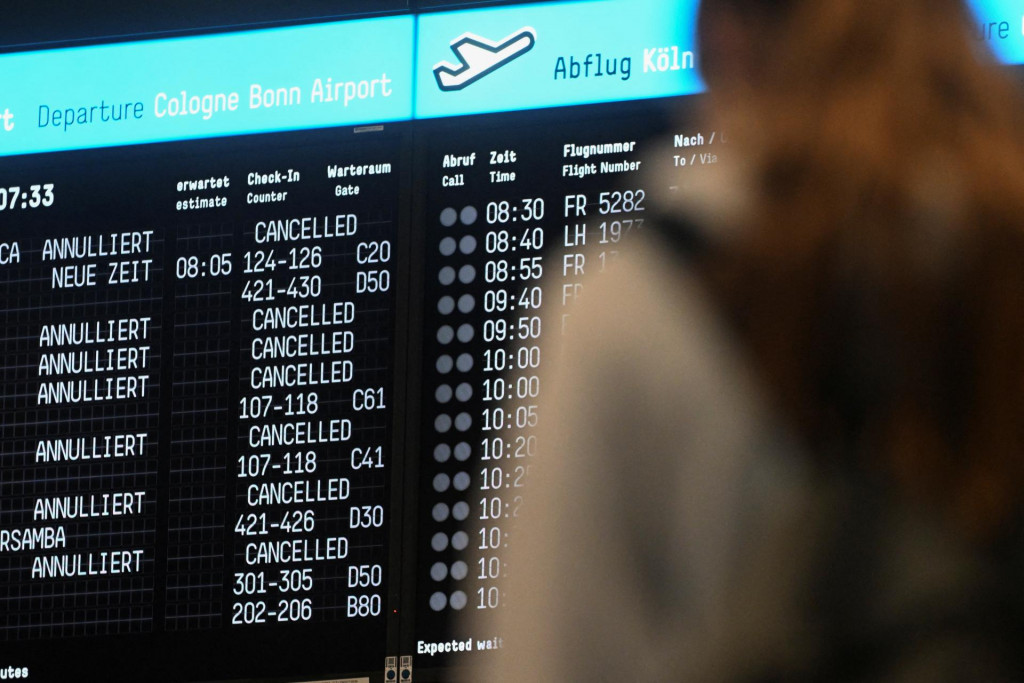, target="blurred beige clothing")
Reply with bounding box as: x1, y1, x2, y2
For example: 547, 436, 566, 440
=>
466, 233, 1005, 681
